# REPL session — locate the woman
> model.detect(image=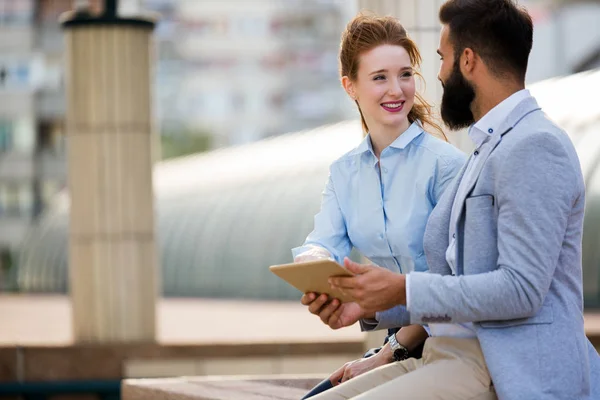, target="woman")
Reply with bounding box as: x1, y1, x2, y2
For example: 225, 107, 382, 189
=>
293, 13, 465, 398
